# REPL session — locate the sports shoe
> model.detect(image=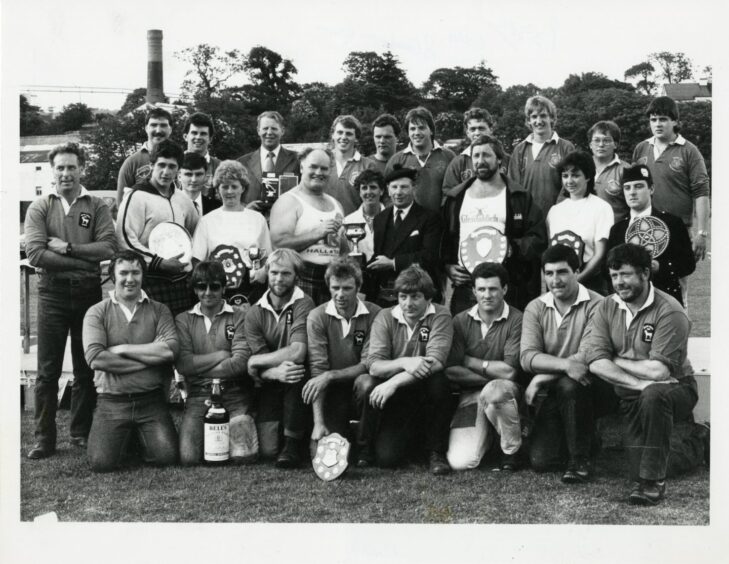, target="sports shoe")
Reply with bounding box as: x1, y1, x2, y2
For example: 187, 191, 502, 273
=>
27, 443, 56, 460
629, 480, 666, 505
275, 438, 303, 469
429, 451, 452, 476
562, 460, 591, 484
500, 451, 522, 472
69, 436, 88, 448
